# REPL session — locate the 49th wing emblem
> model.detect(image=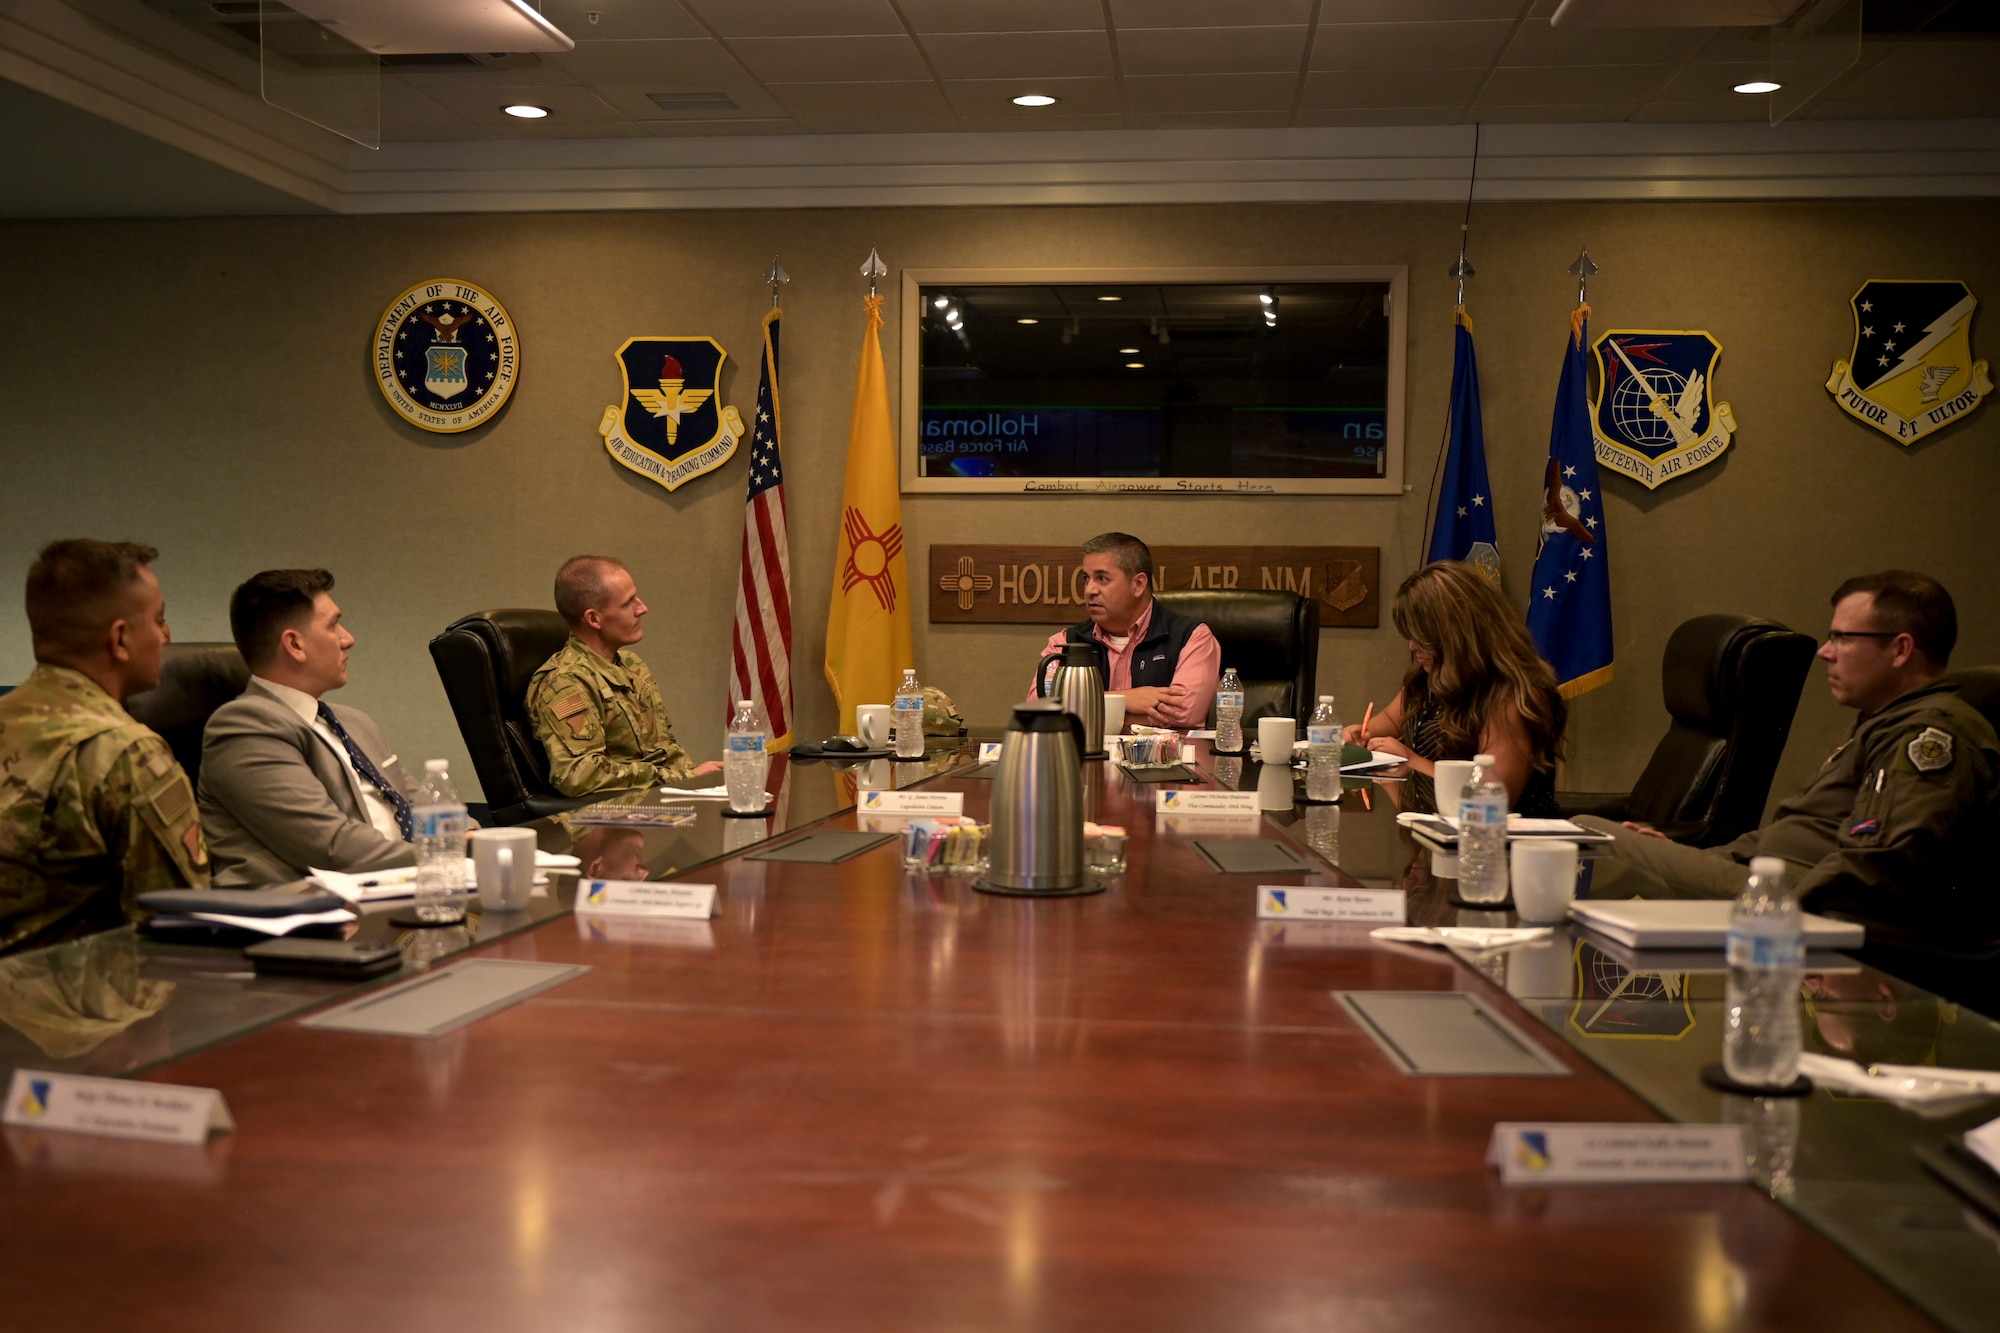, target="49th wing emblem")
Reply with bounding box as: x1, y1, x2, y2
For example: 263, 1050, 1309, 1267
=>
599, 336, 745, 492
1827, 280, 1992, 444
